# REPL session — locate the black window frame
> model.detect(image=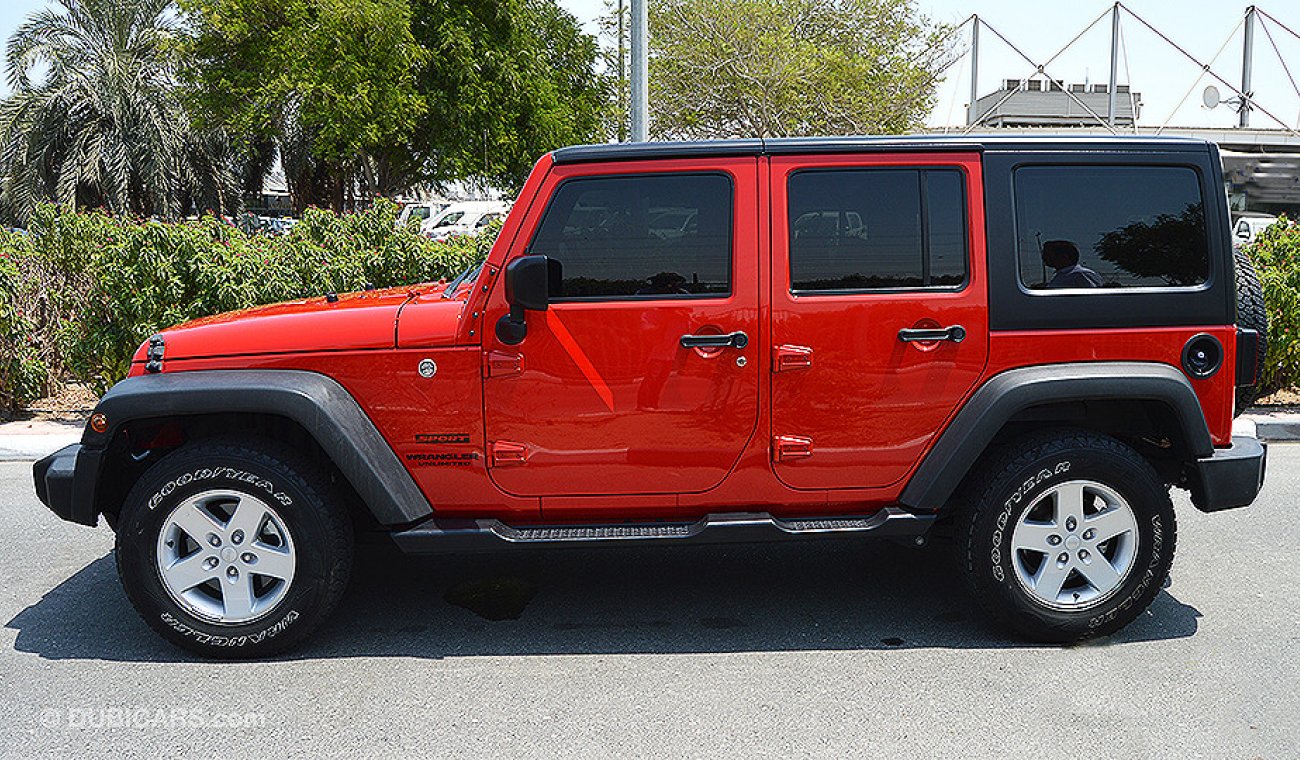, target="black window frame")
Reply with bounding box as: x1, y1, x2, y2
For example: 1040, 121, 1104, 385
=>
526, 170, 737, 303
1011, 162, 1214, 296
785, 165, 971, 296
